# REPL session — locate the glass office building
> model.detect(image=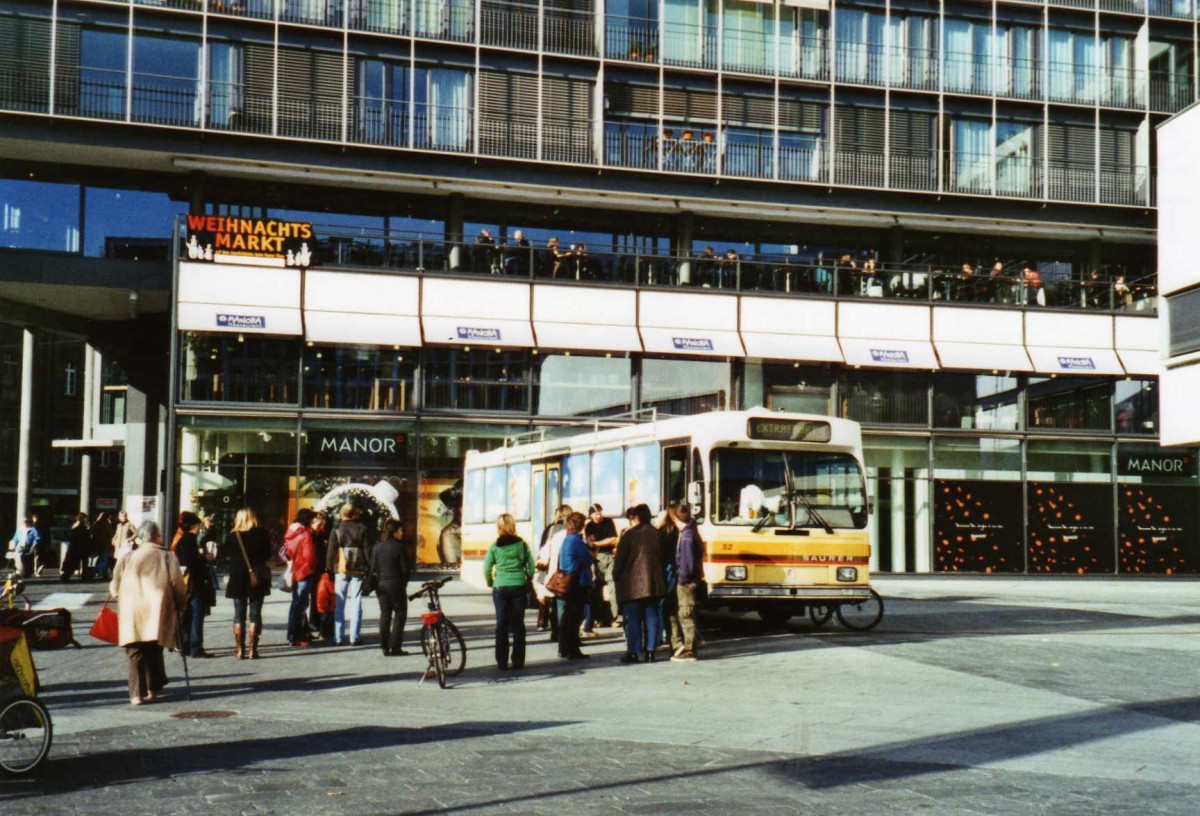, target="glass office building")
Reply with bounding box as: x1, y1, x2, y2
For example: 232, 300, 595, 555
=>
0, 0, 1193, 572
